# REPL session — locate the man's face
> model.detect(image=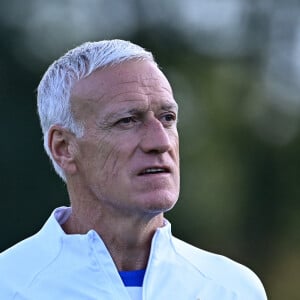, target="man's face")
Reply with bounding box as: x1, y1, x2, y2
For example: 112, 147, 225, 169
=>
70, 60, 180, 217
